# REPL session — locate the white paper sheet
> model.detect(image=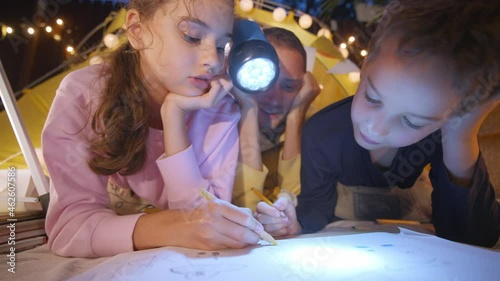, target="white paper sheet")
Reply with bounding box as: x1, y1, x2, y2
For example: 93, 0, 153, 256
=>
68, 229, 500, 281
